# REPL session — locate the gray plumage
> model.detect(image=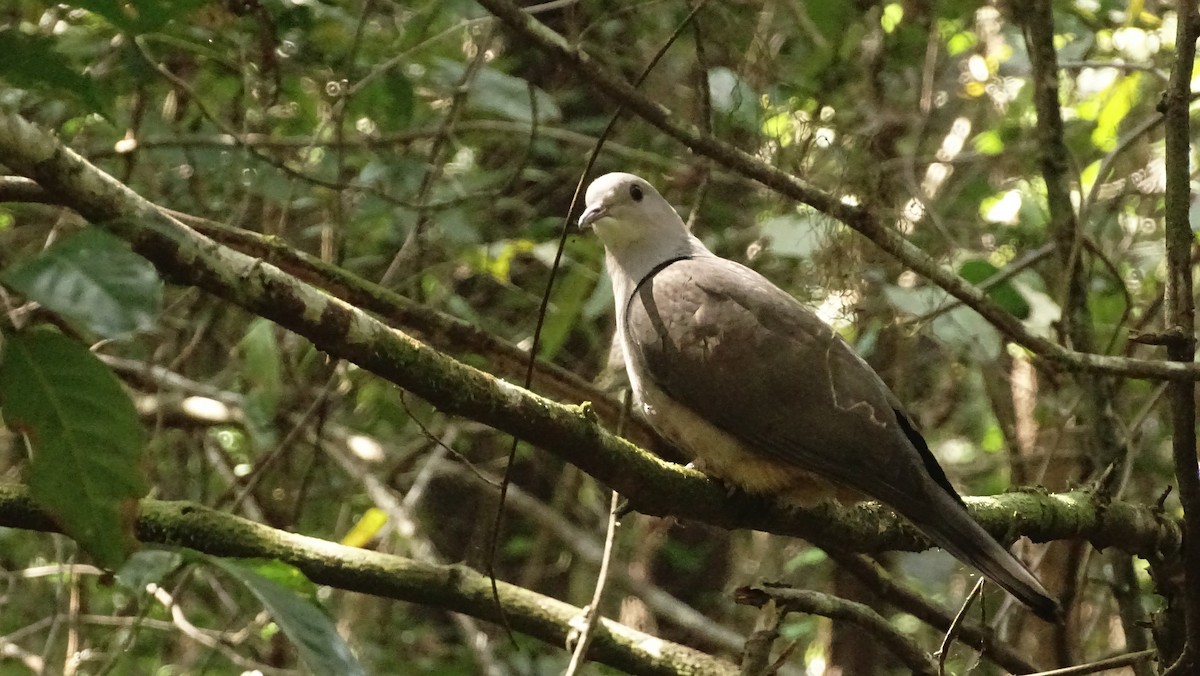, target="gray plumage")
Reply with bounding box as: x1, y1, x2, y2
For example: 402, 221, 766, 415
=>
580, 172, 1060, 622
